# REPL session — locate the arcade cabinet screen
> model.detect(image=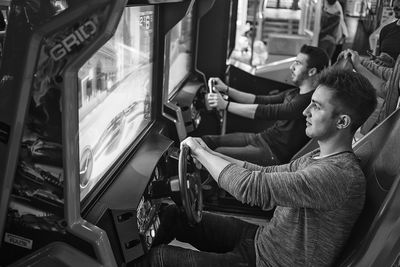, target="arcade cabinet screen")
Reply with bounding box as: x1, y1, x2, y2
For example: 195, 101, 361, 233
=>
166, 9, 193, 97
78, 6, 154, 200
